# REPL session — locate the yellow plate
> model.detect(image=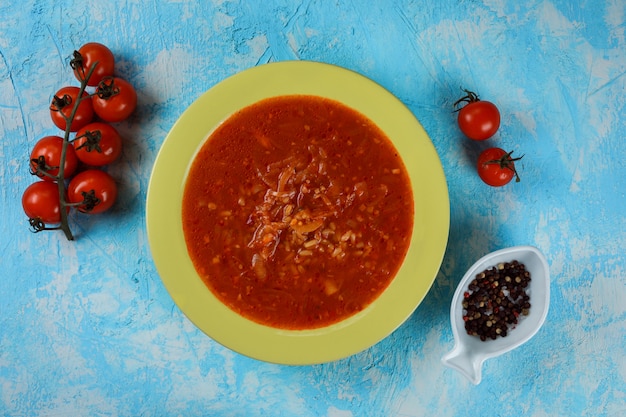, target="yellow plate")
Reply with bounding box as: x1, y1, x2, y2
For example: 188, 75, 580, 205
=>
146, 61, 449, 365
